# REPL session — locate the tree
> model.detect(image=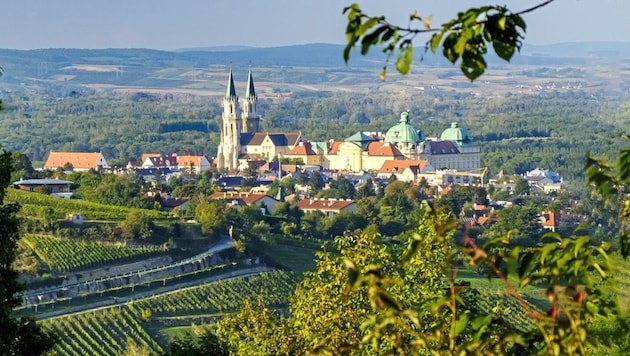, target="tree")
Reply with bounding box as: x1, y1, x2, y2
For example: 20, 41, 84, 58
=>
343, 1, 557, 81
0, 147, 57, 354
119, 209, 153, 240
195, 198, 229, 238
10, 152, 36, 182
514, 176, 531, 196
216, 208, 450, 354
